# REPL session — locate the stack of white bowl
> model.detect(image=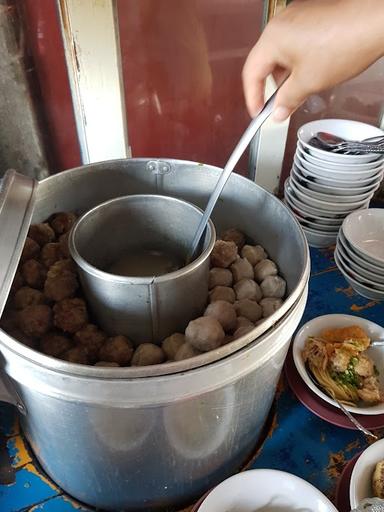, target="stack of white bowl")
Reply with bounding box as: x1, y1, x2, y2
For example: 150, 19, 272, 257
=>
284, 119, 384, 248
335, 209, 384, 300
